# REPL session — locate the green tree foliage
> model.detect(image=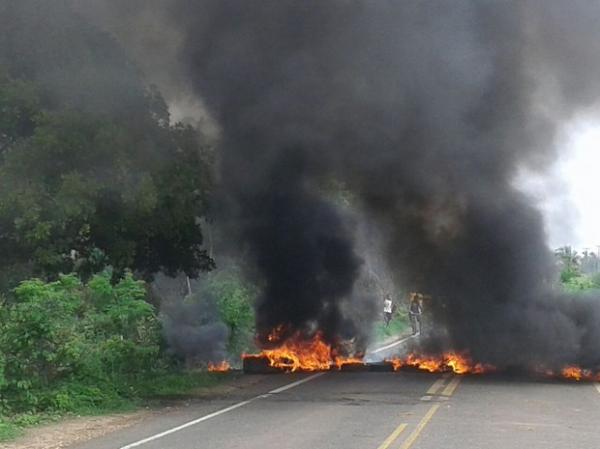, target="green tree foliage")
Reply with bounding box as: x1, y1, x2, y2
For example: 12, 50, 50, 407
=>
0, 272, 161, 413
562, 275, 597, 293
555, 247, 600, 293
0, 1, 215, 287
0, 66, 213, 287
555, 246, 581, 284
205, 267, 257, 355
